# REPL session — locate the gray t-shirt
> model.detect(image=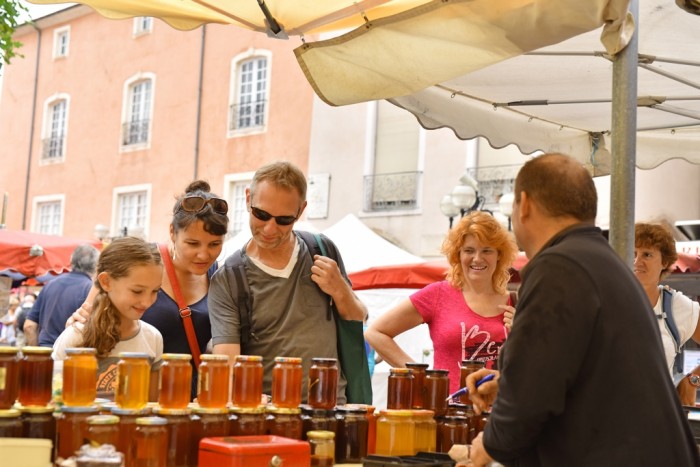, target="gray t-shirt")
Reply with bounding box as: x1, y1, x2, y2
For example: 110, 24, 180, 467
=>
208, 237, 347, 403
